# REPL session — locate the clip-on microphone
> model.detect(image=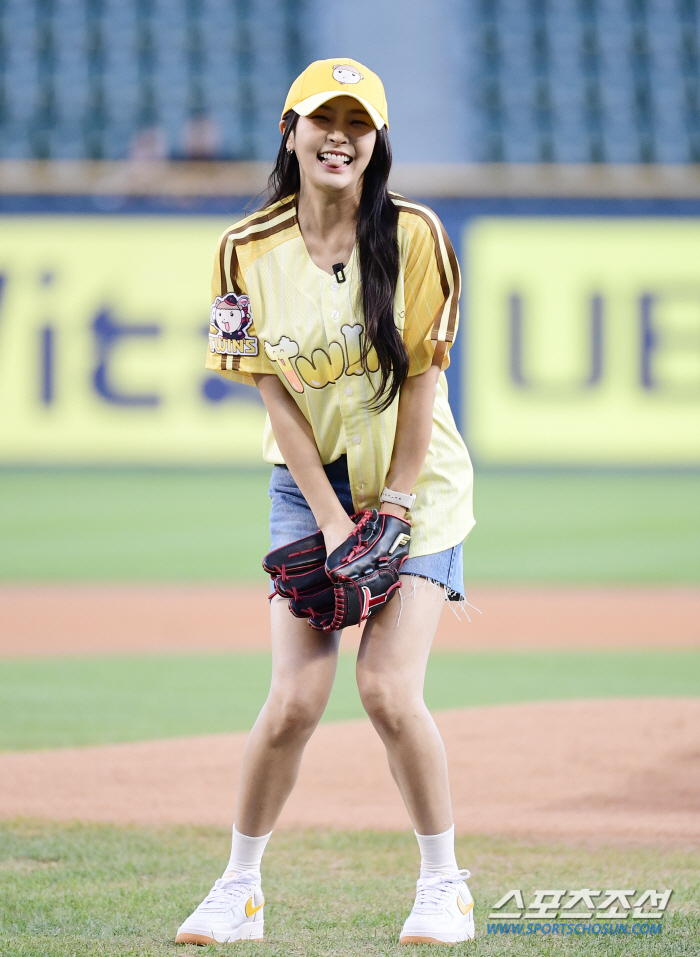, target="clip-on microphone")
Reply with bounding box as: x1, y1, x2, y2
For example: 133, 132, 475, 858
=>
332, 262, 346, 284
